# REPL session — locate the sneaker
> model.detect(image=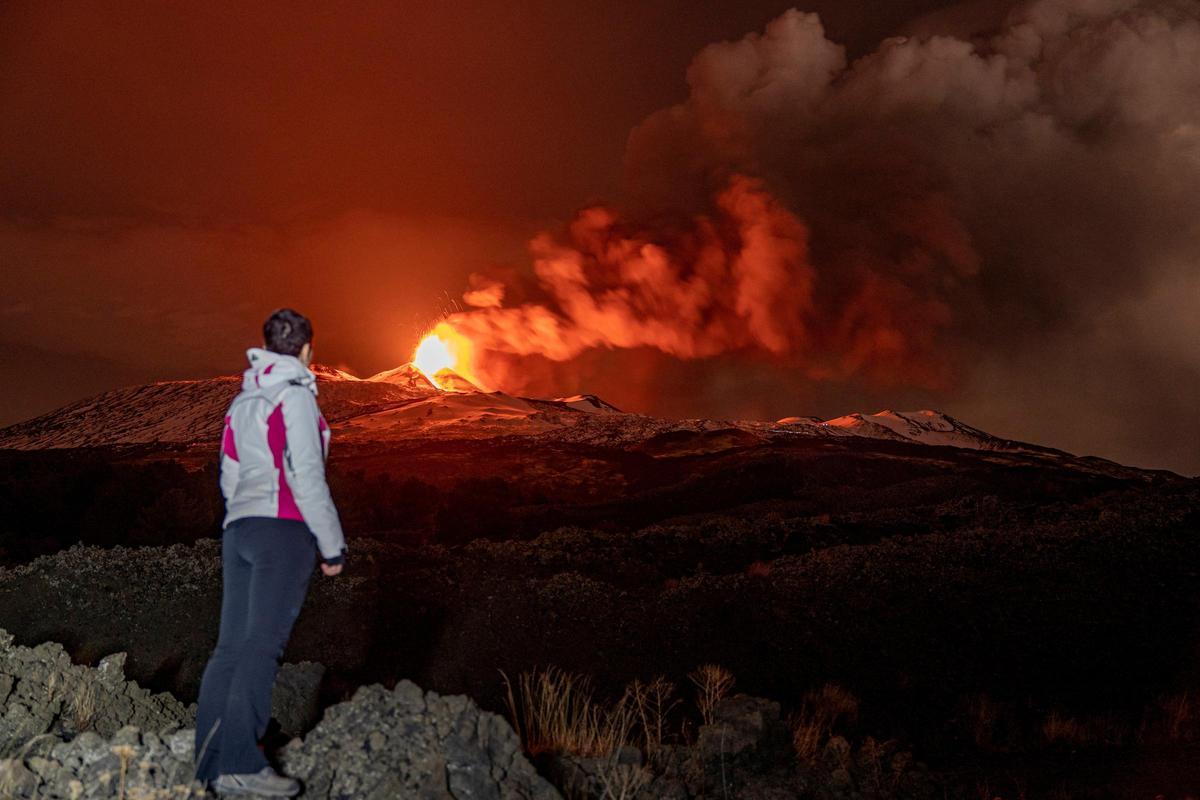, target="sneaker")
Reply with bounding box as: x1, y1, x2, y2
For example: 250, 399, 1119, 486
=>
213, 766, 300, 797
